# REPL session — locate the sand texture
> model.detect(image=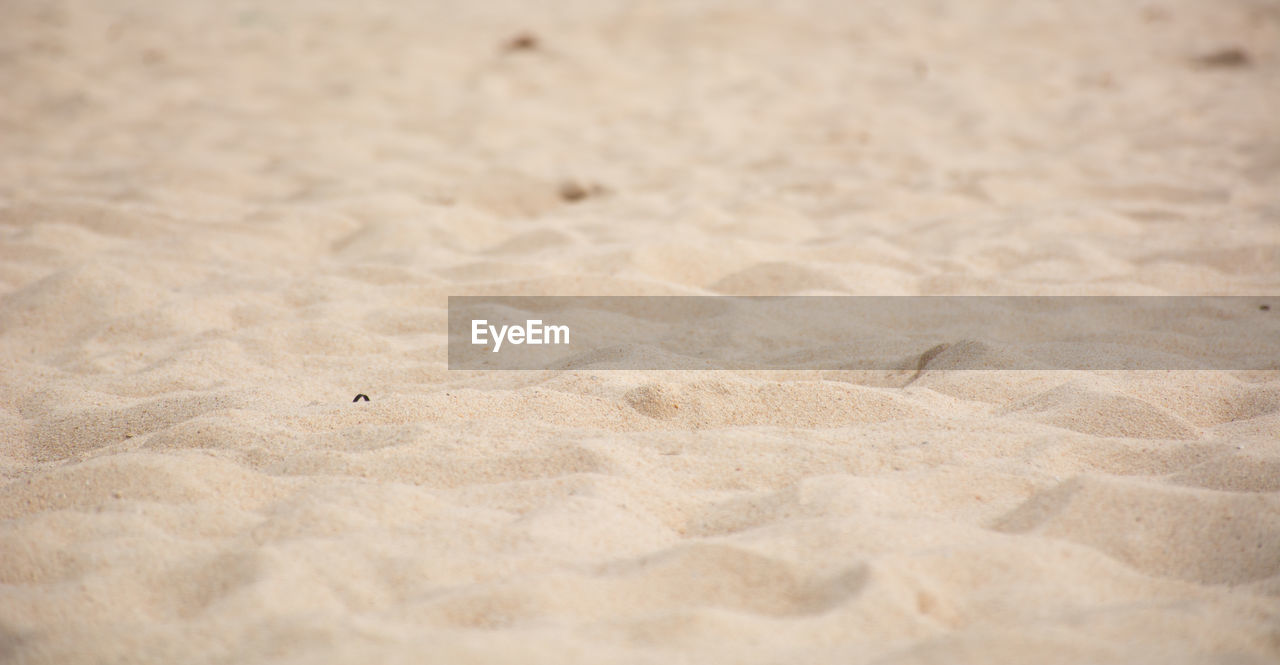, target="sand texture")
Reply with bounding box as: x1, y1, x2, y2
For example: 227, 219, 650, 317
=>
2, 0, 1279, 663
